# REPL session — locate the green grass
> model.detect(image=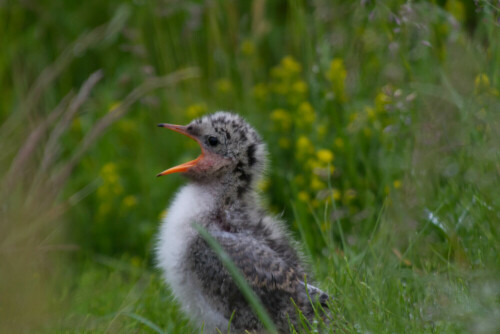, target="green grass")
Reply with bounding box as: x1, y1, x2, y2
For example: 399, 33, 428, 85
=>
1, 0, 499, 333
